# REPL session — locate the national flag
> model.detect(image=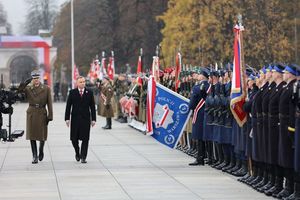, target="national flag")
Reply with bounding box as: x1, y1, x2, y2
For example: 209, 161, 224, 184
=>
174, 52, 182, 92
107, 51, 115, 80
98, 51, 107, 80
230, 24, 247, 127
146, 76, 156, 135
136, 50, 143, 86
72, 64, 80, 88
152, 56, 160, 81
